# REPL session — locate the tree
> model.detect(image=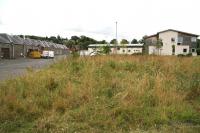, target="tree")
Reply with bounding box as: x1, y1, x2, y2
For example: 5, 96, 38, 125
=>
71, 36, 80, 45
120, 39, 129, 44
49, 36, 58, 43
139, 35, 148, 44
19, 35, 24, 38
197, 39, 200, 55
197, 39, 200, 48
78, 35, 98, 50
98, 40, 108, 44
172, 45, 175, 55
156, 39, 163, 55
131, 39, 138, 44
102, 45, 111, 54
57, 35, 63, 44
64, 40, 76, 49
110, 39, 117, 44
